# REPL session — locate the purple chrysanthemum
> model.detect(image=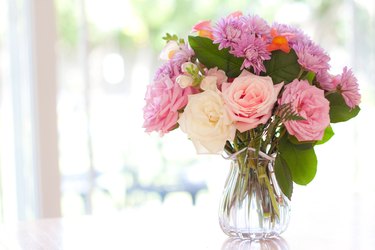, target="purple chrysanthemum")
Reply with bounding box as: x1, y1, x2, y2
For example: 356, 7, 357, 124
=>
172, 43, 195, 65
241, 15, 271, 38
316, 71, 336, 91
339, 67, 361, 108
231, 34, 271, 75
213, 17, 243, 50
293, 40, 330, 74
271, 23, 311, 46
